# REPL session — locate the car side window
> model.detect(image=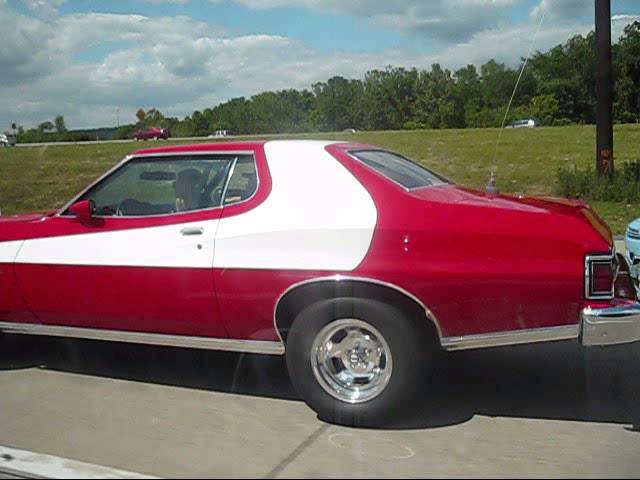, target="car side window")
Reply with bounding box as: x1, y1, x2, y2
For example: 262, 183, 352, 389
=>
73, 156, 236, 217
351, 150, 449, 189
223, 156, 258, 205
